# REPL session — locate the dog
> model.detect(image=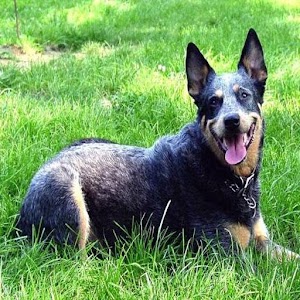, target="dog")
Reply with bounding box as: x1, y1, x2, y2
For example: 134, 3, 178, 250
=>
17, 29, 299, 260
